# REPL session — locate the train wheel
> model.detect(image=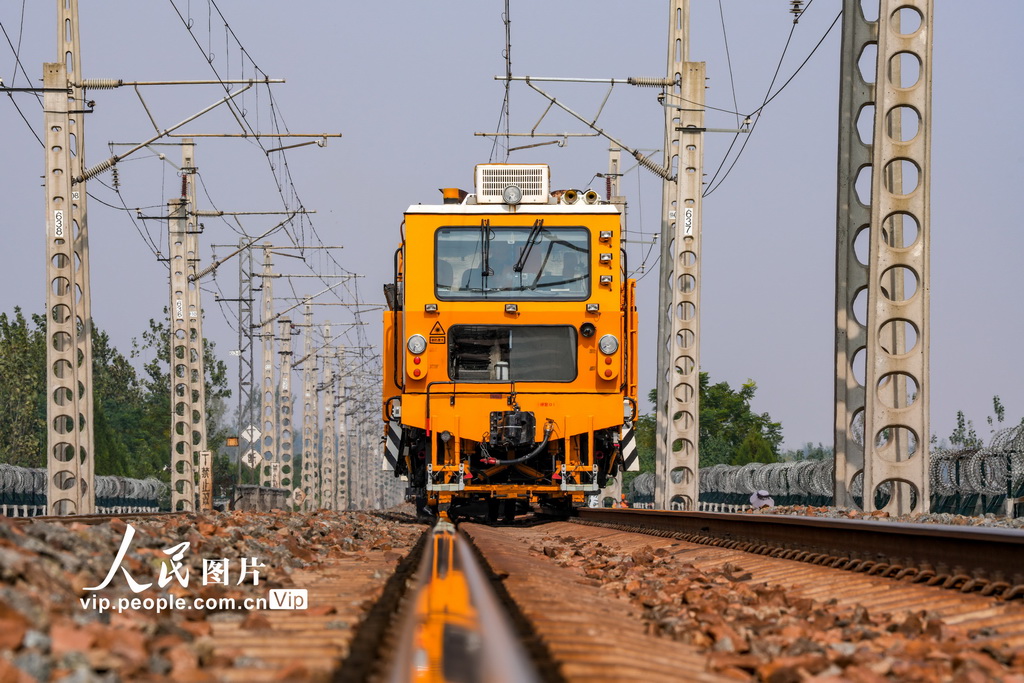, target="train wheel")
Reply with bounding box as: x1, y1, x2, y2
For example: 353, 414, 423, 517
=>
415, 495, 436, 521
539, 498, 573, 518
486, 498, 501, 524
